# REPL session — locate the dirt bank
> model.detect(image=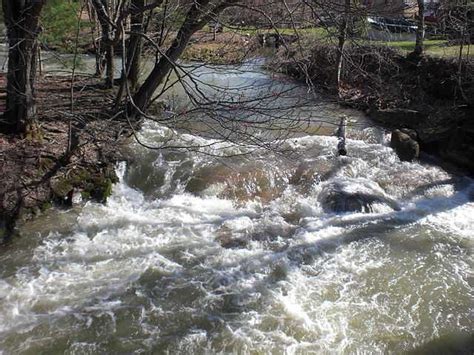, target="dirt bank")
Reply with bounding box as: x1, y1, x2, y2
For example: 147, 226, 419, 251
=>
0, 76, 132, 243
273, 43, 474, 174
